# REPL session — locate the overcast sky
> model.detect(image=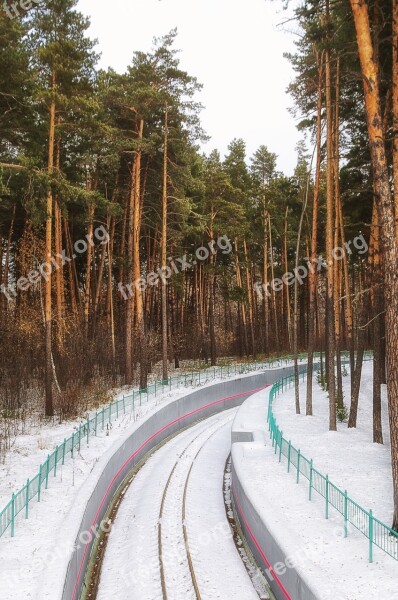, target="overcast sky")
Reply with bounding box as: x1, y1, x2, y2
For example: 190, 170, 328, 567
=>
78, 0, 301, 175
